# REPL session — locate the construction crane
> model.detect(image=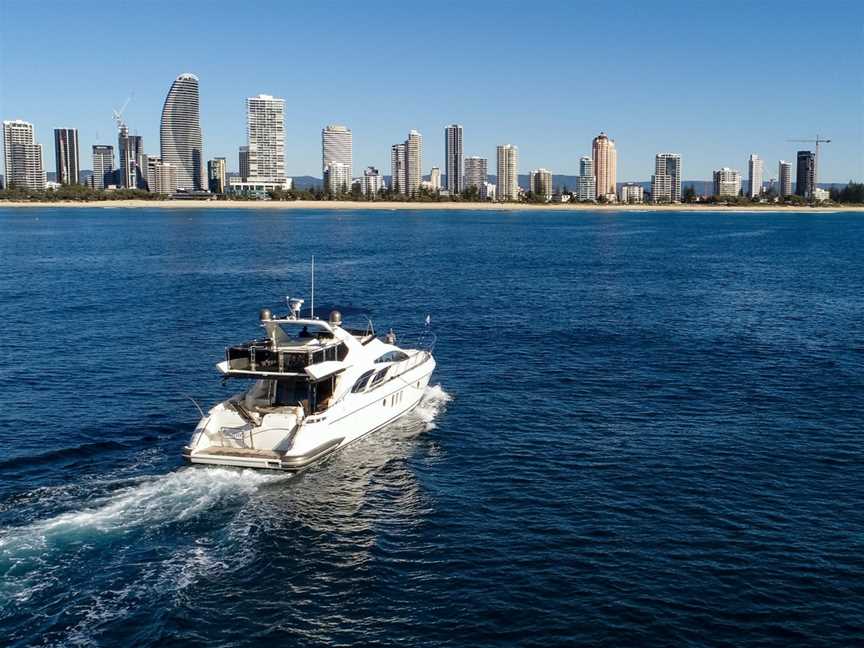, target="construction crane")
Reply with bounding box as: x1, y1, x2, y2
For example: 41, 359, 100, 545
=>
112, 95, 133, 132
787, 135, 831, 185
